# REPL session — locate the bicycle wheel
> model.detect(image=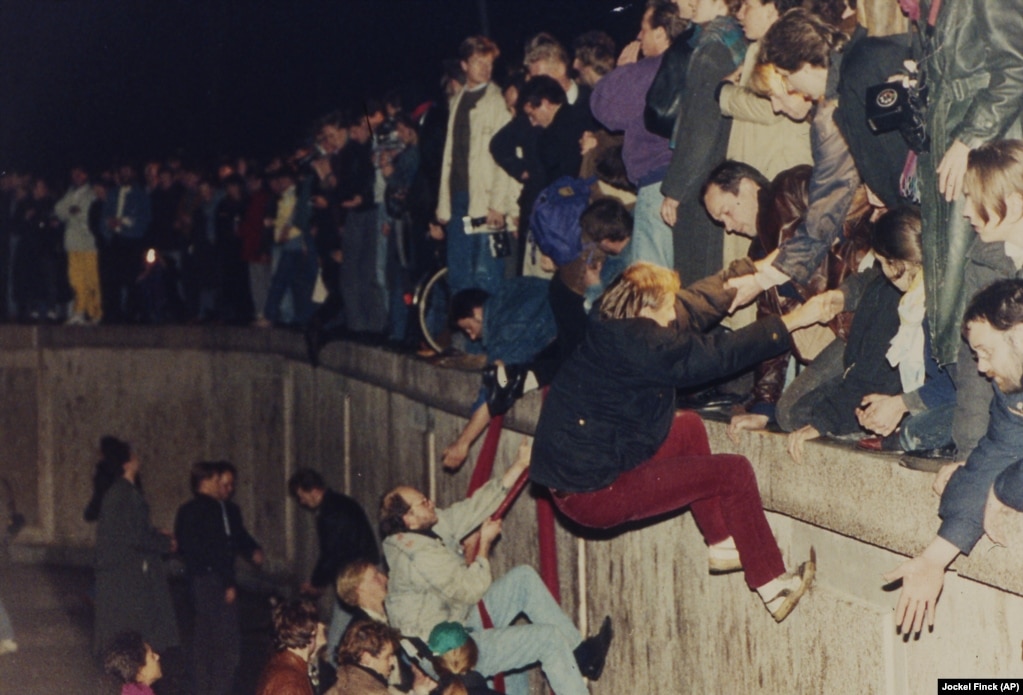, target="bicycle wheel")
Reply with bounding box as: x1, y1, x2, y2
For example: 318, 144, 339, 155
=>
416, 266, 451, 353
